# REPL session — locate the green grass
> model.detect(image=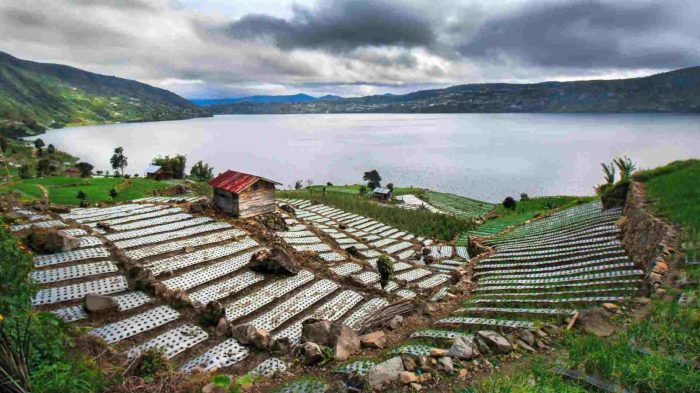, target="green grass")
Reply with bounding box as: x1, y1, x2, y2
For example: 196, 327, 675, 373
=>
423, 191, 494, 218
306, 183, 420, 196
461, 358, 588, 393
472, 196, 595, 238
278, 189, 475, 241
636, 159, 700, 257
0, 176, 170, 205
